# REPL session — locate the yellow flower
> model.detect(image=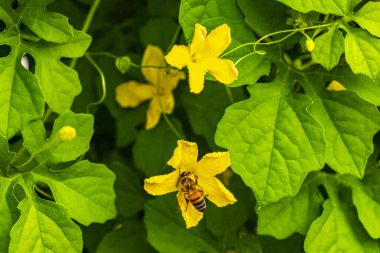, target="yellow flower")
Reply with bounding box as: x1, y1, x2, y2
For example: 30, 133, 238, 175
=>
115, 45, 185, 129
327, 80, 346, 91
144, 140, 237, 228
165, 23, 238, 94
